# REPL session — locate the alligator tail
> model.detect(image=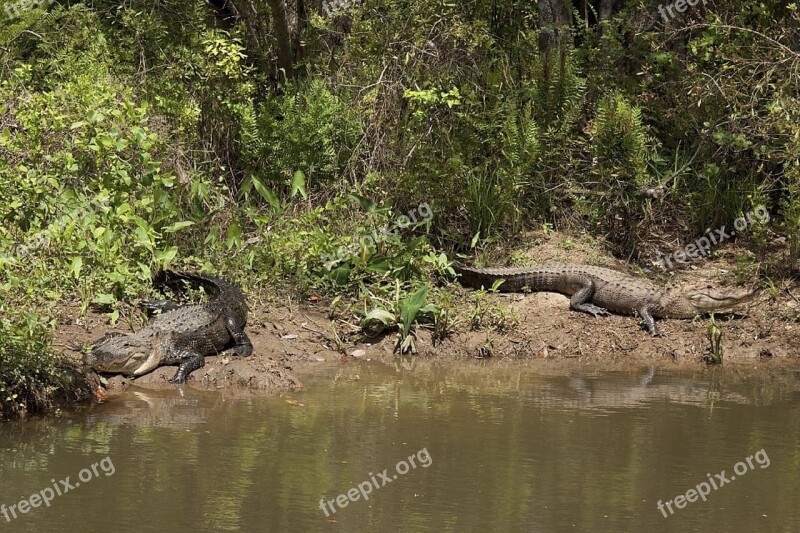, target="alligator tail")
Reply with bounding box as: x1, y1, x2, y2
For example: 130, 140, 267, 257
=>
153, 270, 224, 298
